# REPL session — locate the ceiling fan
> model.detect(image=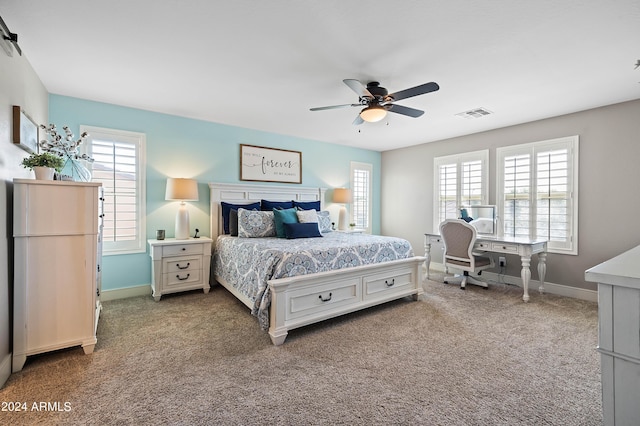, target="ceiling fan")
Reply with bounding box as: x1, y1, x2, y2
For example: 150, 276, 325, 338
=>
310, 79, 439, 125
